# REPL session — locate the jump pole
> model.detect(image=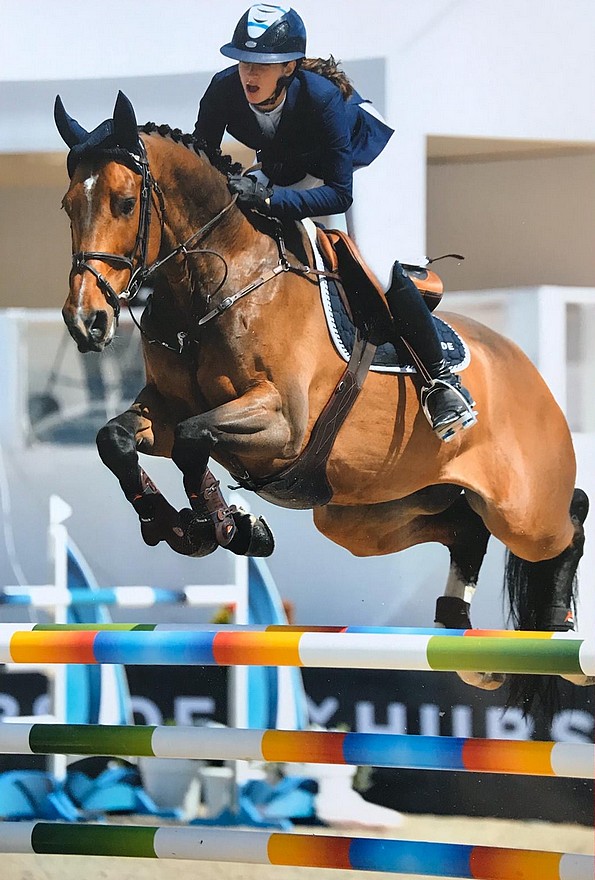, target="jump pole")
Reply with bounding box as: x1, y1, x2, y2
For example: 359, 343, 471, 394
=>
0, 722, 592, 779
0, 822, 591, 879
0, 585, 253, 608
0, 625, 593, 676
